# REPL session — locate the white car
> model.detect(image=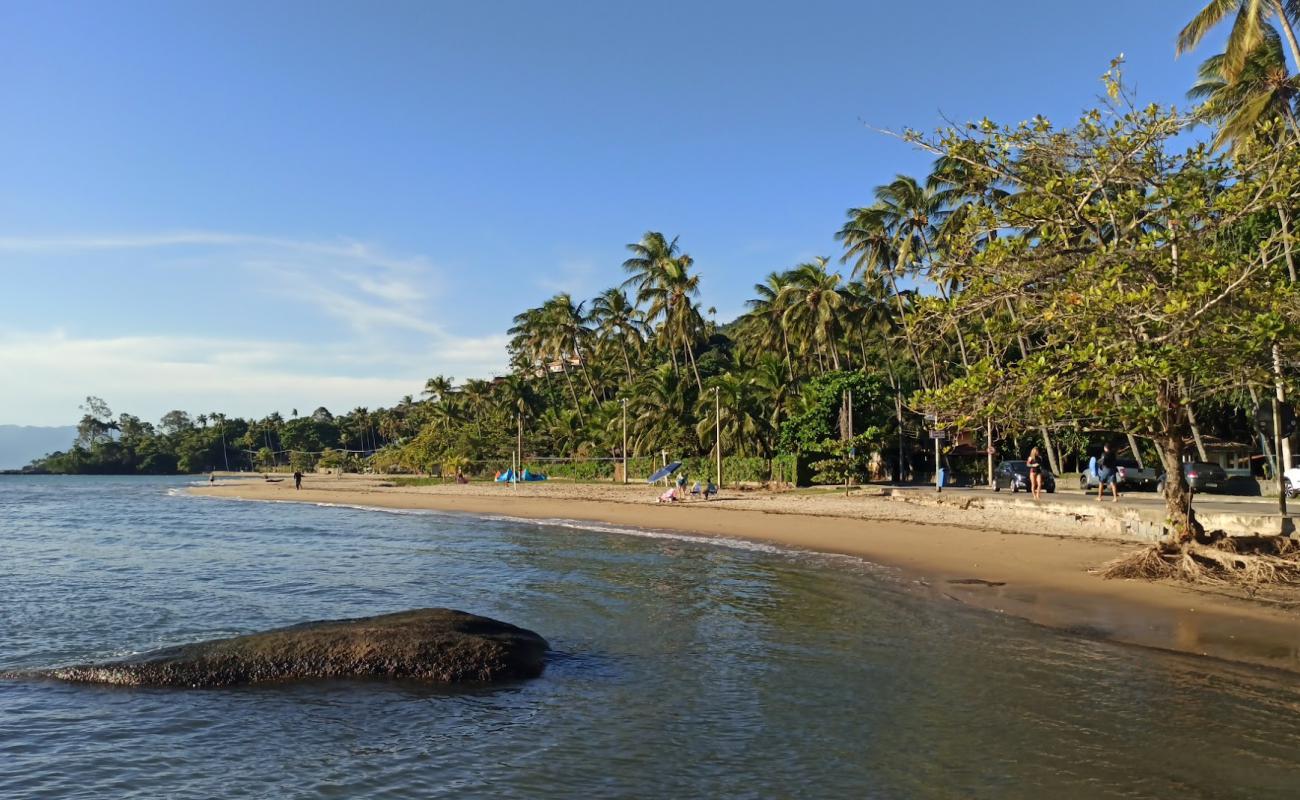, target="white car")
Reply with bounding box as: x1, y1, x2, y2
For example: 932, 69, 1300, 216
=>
1285, 467, 1300, 498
